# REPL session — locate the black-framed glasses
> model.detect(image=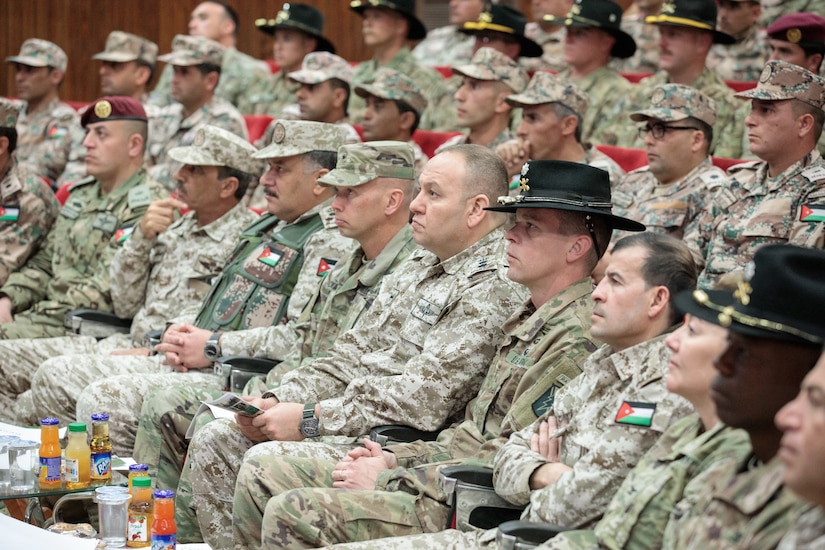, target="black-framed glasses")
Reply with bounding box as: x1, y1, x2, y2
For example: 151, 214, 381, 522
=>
638, 123, 700, 140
